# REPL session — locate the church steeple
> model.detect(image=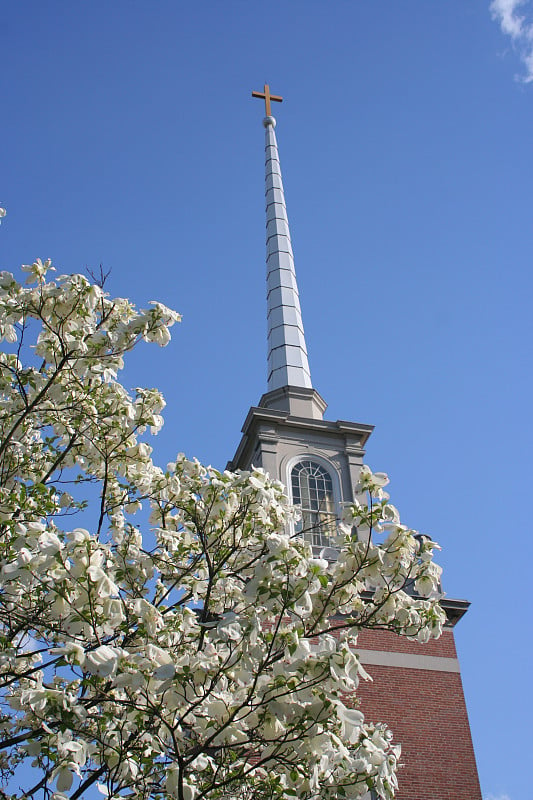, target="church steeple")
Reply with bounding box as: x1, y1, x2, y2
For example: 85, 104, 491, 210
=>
253, 86, 325, 420
263, 113, 312, 392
